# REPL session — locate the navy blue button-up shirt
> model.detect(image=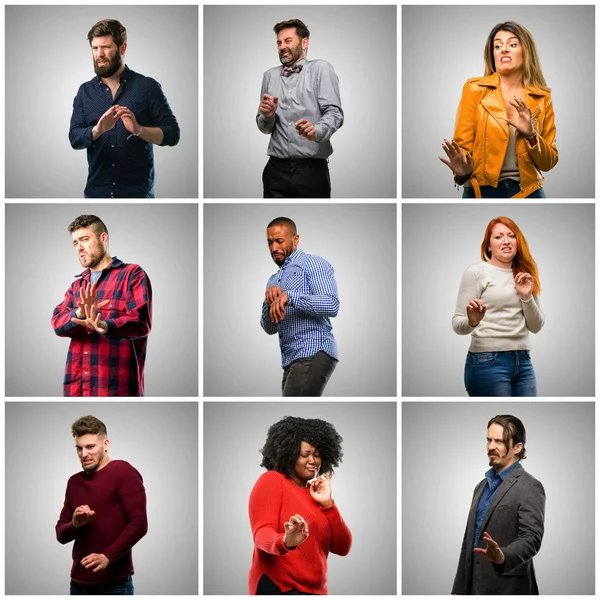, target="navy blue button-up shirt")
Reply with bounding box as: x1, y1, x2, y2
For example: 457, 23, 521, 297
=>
473, 460, 520, 549
69, 65, 180, 198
